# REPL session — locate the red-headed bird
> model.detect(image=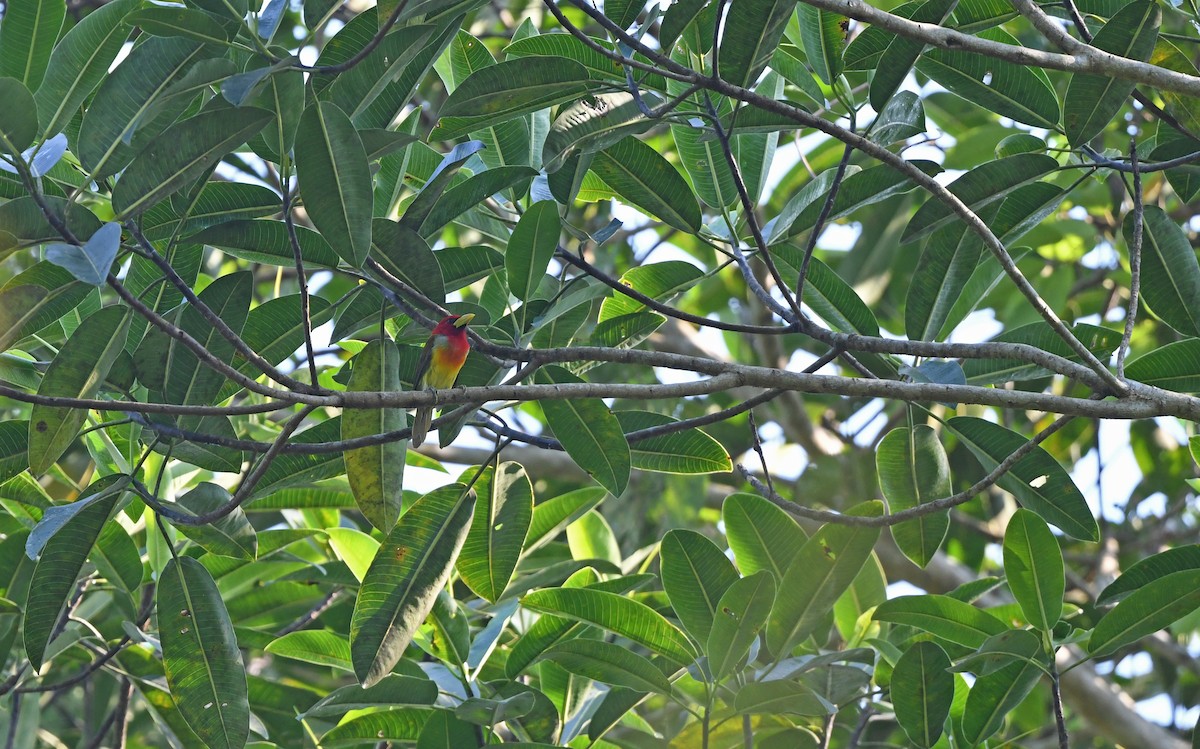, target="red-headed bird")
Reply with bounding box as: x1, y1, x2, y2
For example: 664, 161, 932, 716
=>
410, 313, 475, 447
